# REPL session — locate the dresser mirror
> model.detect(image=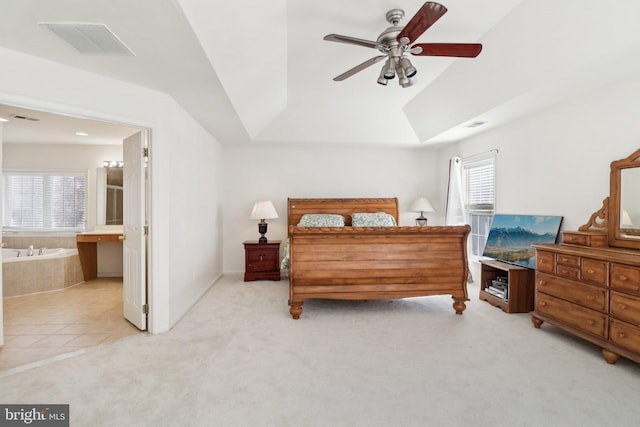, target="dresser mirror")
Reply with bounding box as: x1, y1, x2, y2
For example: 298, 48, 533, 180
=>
609, 149, 640, 249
